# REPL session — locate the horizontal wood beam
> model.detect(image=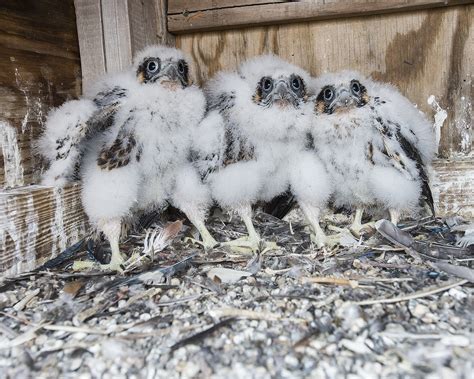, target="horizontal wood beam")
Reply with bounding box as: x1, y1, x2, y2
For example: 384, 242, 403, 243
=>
1, 157, 472, 276
168, 0, 474, 33
168, 0, 288, 14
